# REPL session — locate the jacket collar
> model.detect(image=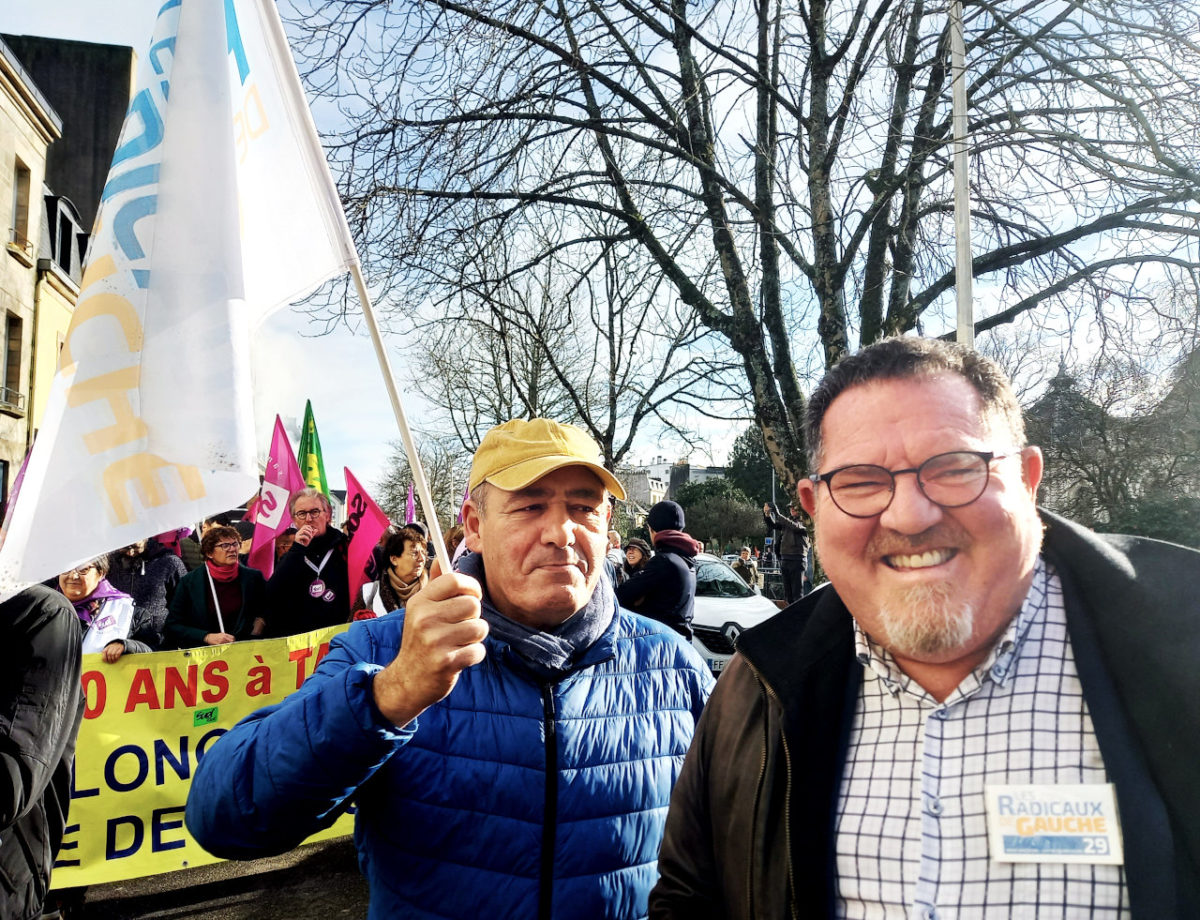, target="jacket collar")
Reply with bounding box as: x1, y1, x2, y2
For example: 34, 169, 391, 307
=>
736, 584, 854, 697
738, 511, 1200, 917
458, 551, 618, 682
